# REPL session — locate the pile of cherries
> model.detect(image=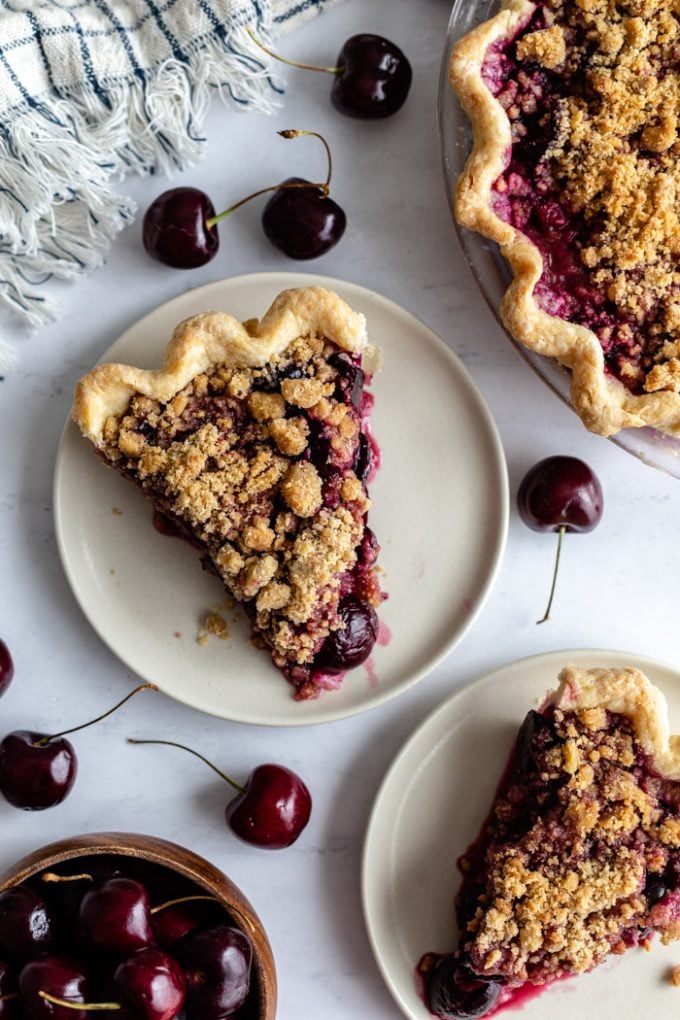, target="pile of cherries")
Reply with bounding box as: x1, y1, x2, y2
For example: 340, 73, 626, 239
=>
0, 859, 254, 1020
142, 32, 412, 269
